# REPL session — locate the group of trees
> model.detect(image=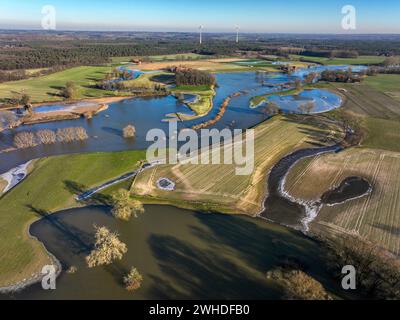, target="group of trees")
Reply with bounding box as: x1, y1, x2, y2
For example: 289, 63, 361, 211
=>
192, 96, 230, 130
13, 127, 88, 149
383, 56, 400, 67
298, 101, 316, 114
84, 188, 145, 291
0, 110, 18, 131
0, 65, 67, 83
323, 235, 400, 300
266, 268, 332, 300
111, 189, 144, 221
320, 69, 362, 83
174, 68, 216, 86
